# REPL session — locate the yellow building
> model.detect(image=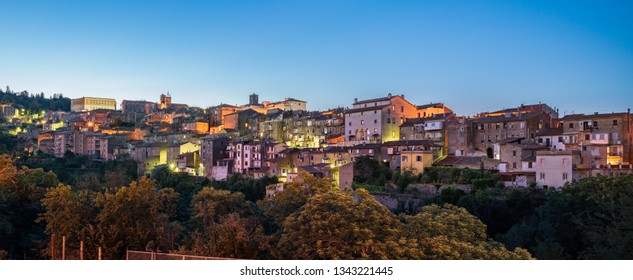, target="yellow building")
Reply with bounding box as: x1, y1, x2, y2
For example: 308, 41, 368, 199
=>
71, 97, 117, 112
400, 150, 434, 175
